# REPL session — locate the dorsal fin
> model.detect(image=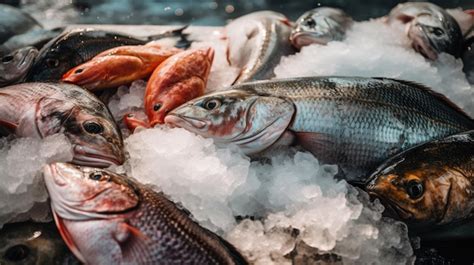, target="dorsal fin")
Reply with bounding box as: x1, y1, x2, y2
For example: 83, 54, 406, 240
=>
373, 77, 474, 123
